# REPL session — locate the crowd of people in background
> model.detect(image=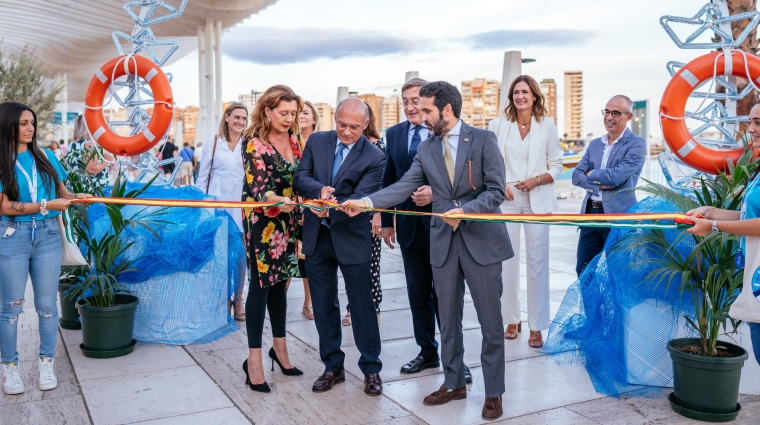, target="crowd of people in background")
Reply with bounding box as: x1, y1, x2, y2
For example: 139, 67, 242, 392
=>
5, 72, 760, 422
